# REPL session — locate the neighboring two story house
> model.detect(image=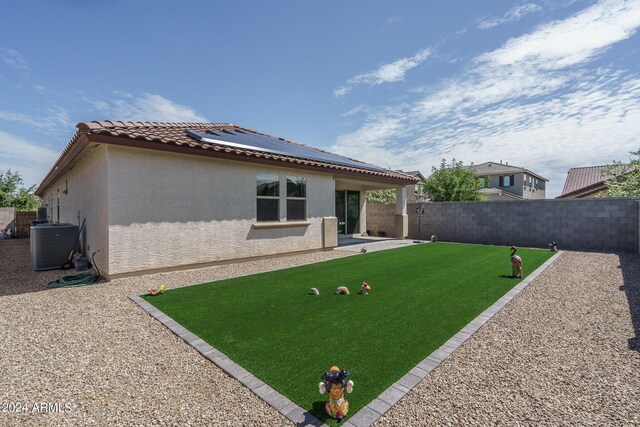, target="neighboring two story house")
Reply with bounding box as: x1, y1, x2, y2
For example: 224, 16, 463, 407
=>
399, 170, 427, 203
466, 161, 548, 200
